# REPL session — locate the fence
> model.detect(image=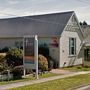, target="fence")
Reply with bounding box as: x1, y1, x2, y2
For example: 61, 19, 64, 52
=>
0, 74, 13, 81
